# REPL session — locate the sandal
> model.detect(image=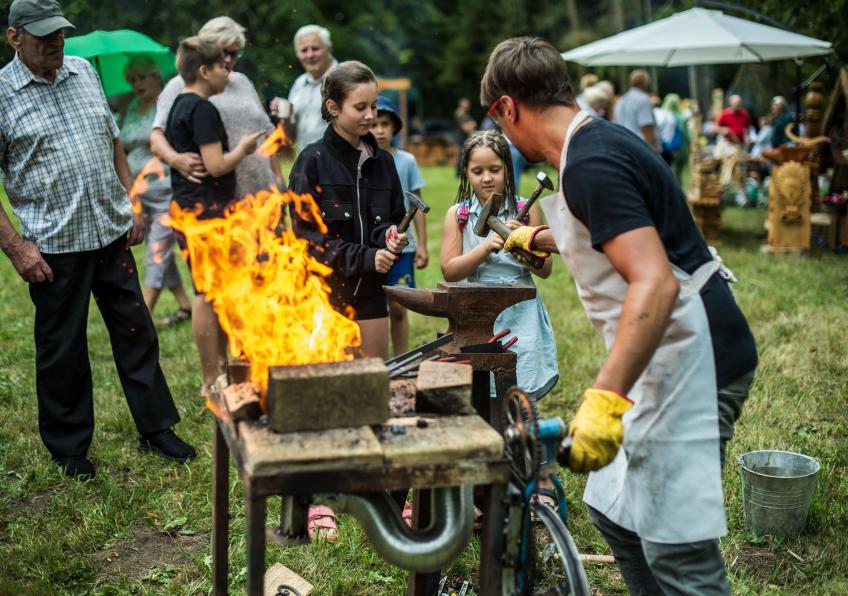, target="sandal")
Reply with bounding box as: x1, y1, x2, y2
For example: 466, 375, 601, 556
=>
159, 307, 191, 326
308, 505, 338, 542
402, 501, 413, 527
530, 487, 559, 522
